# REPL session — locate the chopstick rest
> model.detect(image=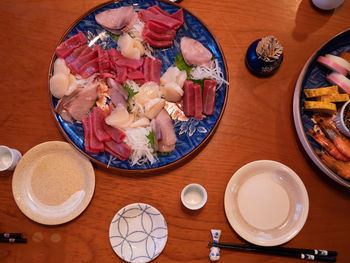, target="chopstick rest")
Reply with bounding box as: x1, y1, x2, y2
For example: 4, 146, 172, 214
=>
0, 237, 27, 243
208, 242, 337, 262
209, 230, 221, 261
